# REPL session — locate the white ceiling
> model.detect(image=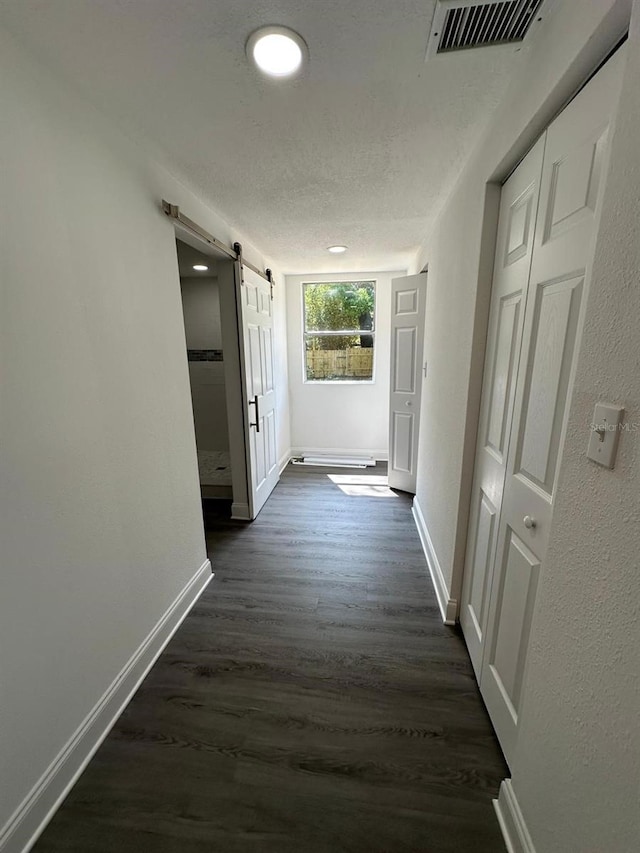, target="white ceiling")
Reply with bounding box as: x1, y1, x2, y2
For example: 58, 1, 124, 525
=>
0, 1, 520, 273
